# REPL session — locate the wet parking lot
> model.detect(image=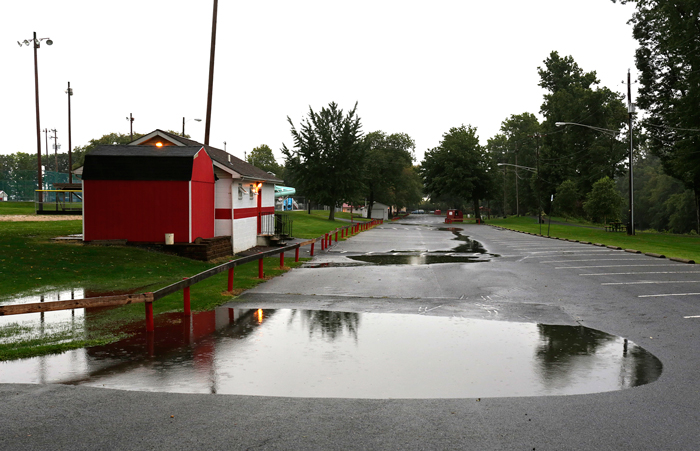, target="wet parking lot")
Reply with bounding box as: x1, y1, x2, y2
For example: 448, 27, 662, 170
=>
3, 216, 700, 450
